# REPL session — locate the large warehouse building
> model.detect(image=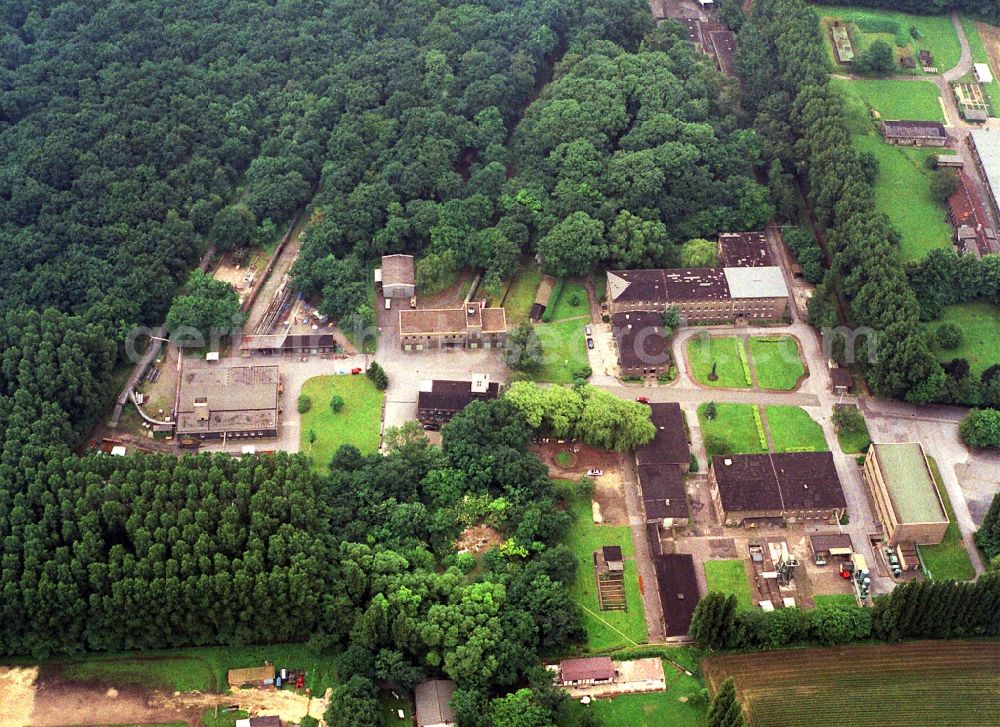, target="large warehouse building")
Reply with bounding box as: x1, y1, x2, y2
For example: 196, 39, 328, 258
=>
175, 363, 281, 441
709, 451, 847, 527
969, 129, 1000, 223
863, 442, 949, 546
